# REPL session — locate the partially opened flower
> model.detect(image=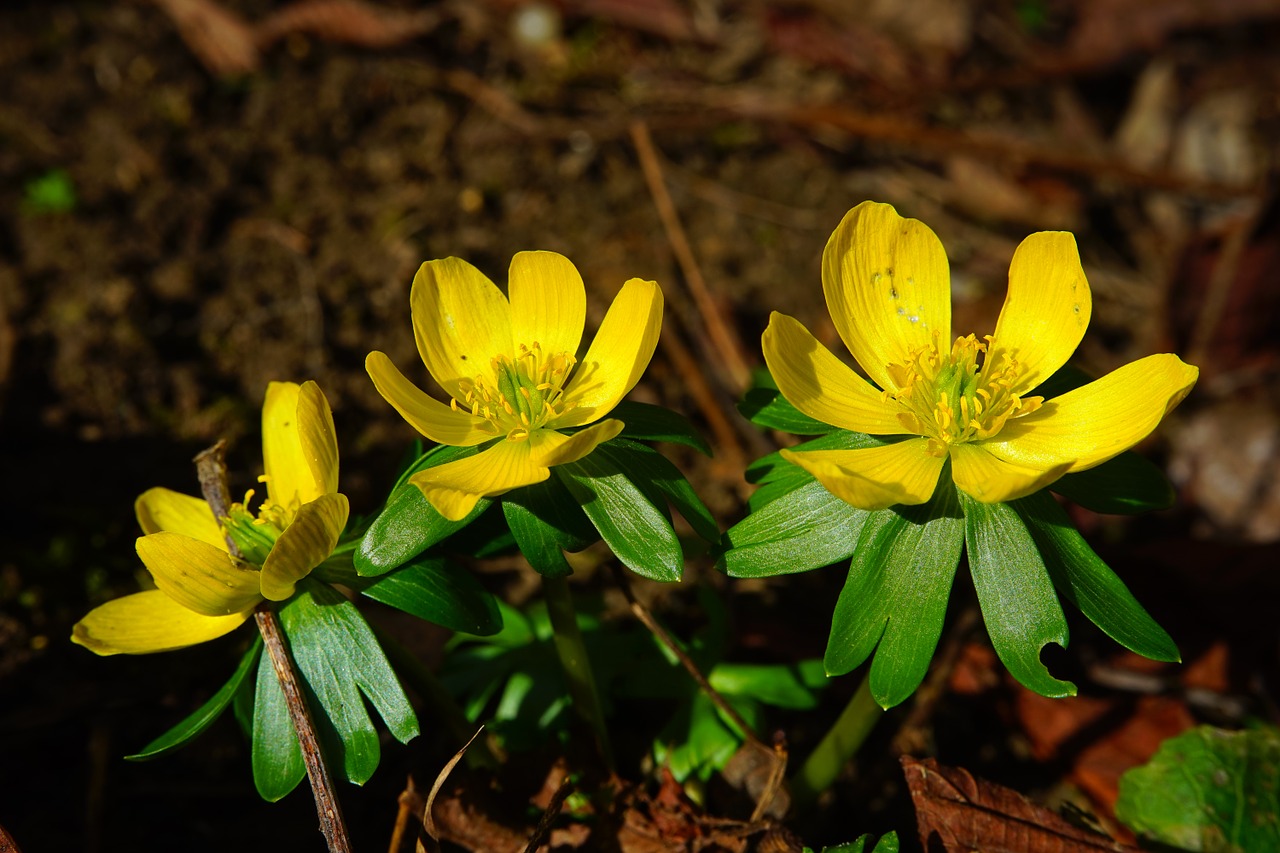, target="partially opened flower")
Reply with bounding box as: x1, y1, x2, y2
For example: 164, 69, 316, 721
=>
72, 381, 350, 655
366, 251, 663, 521
763, 201, 1198, 510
